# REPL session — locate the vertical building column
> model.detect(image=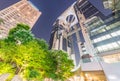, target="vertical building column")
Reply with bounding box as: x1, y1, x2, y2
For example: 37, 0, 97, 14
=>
59, 35, 63, 50
76, 11, 97, 61
52, 32, 59, 50
74, 25, 83, 58
69, 32, 77, 67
